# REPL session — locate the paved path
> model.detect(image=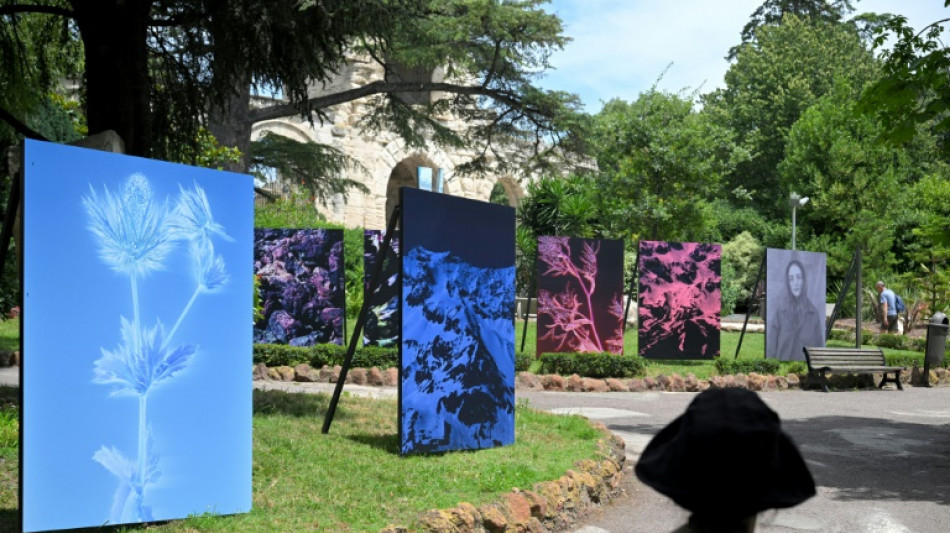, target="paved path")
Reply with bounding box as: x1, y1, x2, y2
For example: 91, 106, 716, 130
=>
516, 388, 950, 533
5, 367, 950, 532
